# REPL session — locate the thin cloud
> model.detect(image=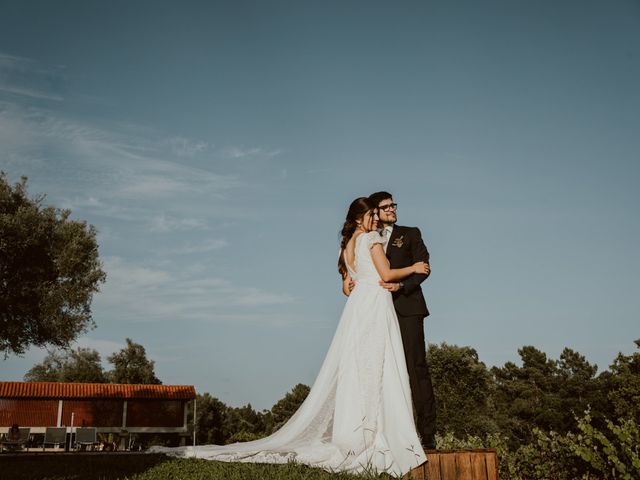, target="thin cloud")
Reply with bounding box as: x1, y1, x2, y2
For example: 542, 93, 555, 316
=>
0, 101, 239, 219
119, 176, 189, 197
0, 52, 63, 75
202, 312, 313, 328
59, 196, 141, 222
221, 146, 282, 160
174, 239, 228, 254
0, 84, 63, 101
167, 136, 210, 157
95, 257, 295, 324
100, 257, 172, 291
0, 52, 65, 102
147, 213, 210, 232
